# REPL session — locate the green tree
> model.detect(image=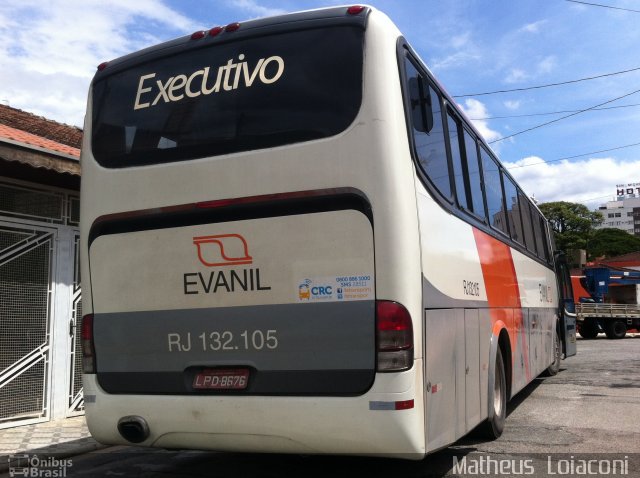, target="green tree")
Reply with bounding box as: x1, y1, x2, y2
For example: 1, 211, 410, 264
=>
588, 228, 640, 259
538, 201, 603, 253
